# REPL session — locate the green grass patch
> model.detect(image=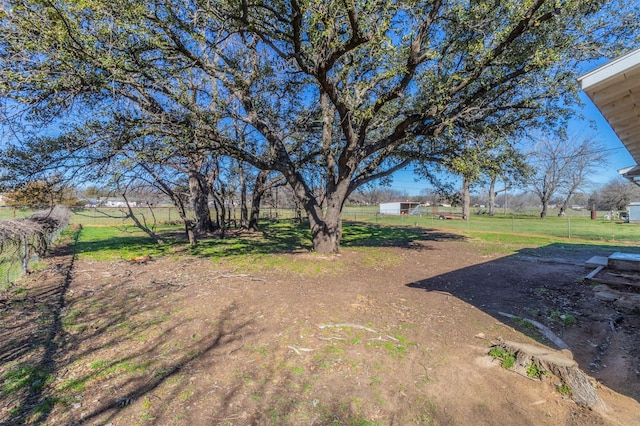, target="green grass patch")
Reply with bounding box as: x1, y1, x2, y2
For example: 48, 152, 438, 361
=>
549, 310, 577, 326
90, 359, 153, 379
1, 363, 53, 395
526, 362, 546, 379
489, 347, 516, 369
65, 215, 640, 281
362, 211, 640, 243
75, 225, 175, 260
511, 317, 536, 330
556, 383, 572, 396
